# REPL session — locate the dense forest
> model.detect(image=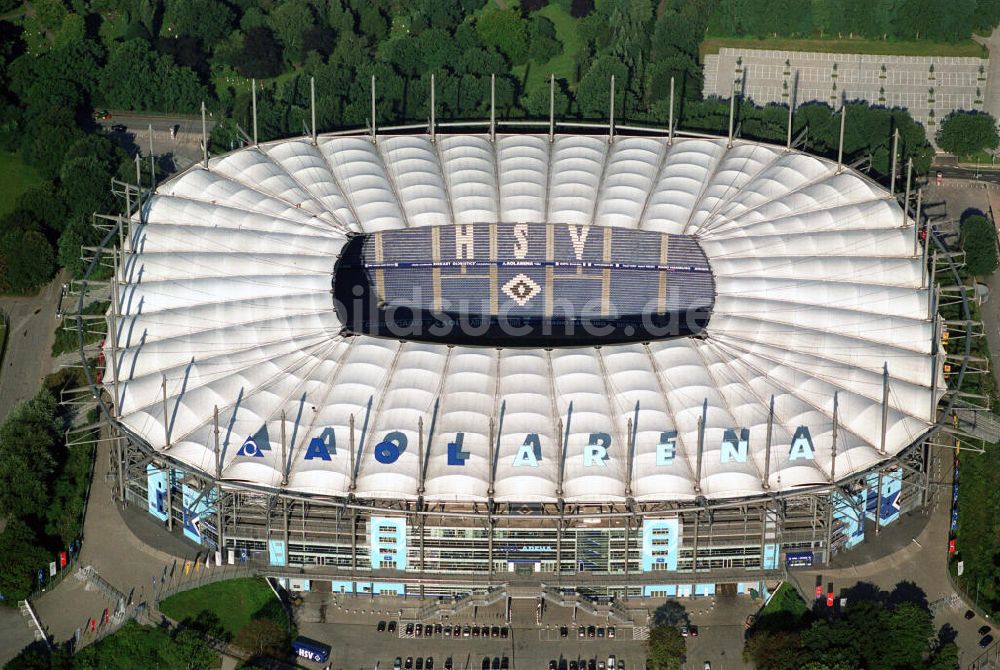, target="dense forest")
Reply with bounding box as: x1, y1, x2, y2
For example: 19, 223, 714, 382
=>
0, 0, 974, 294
